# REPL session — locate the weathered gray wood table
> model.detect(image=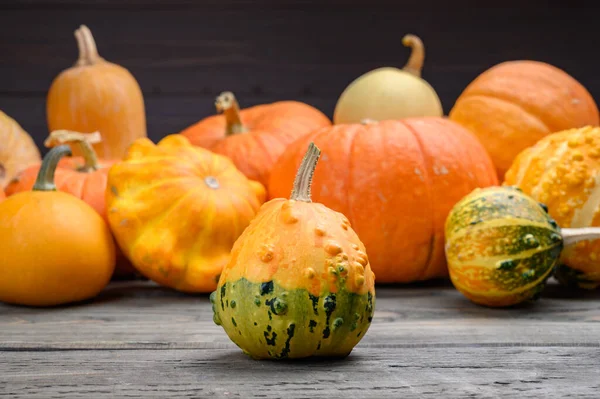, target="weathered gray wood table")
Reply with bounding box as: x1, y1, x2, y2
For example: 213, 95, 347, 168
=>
1, 279, 599, 398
